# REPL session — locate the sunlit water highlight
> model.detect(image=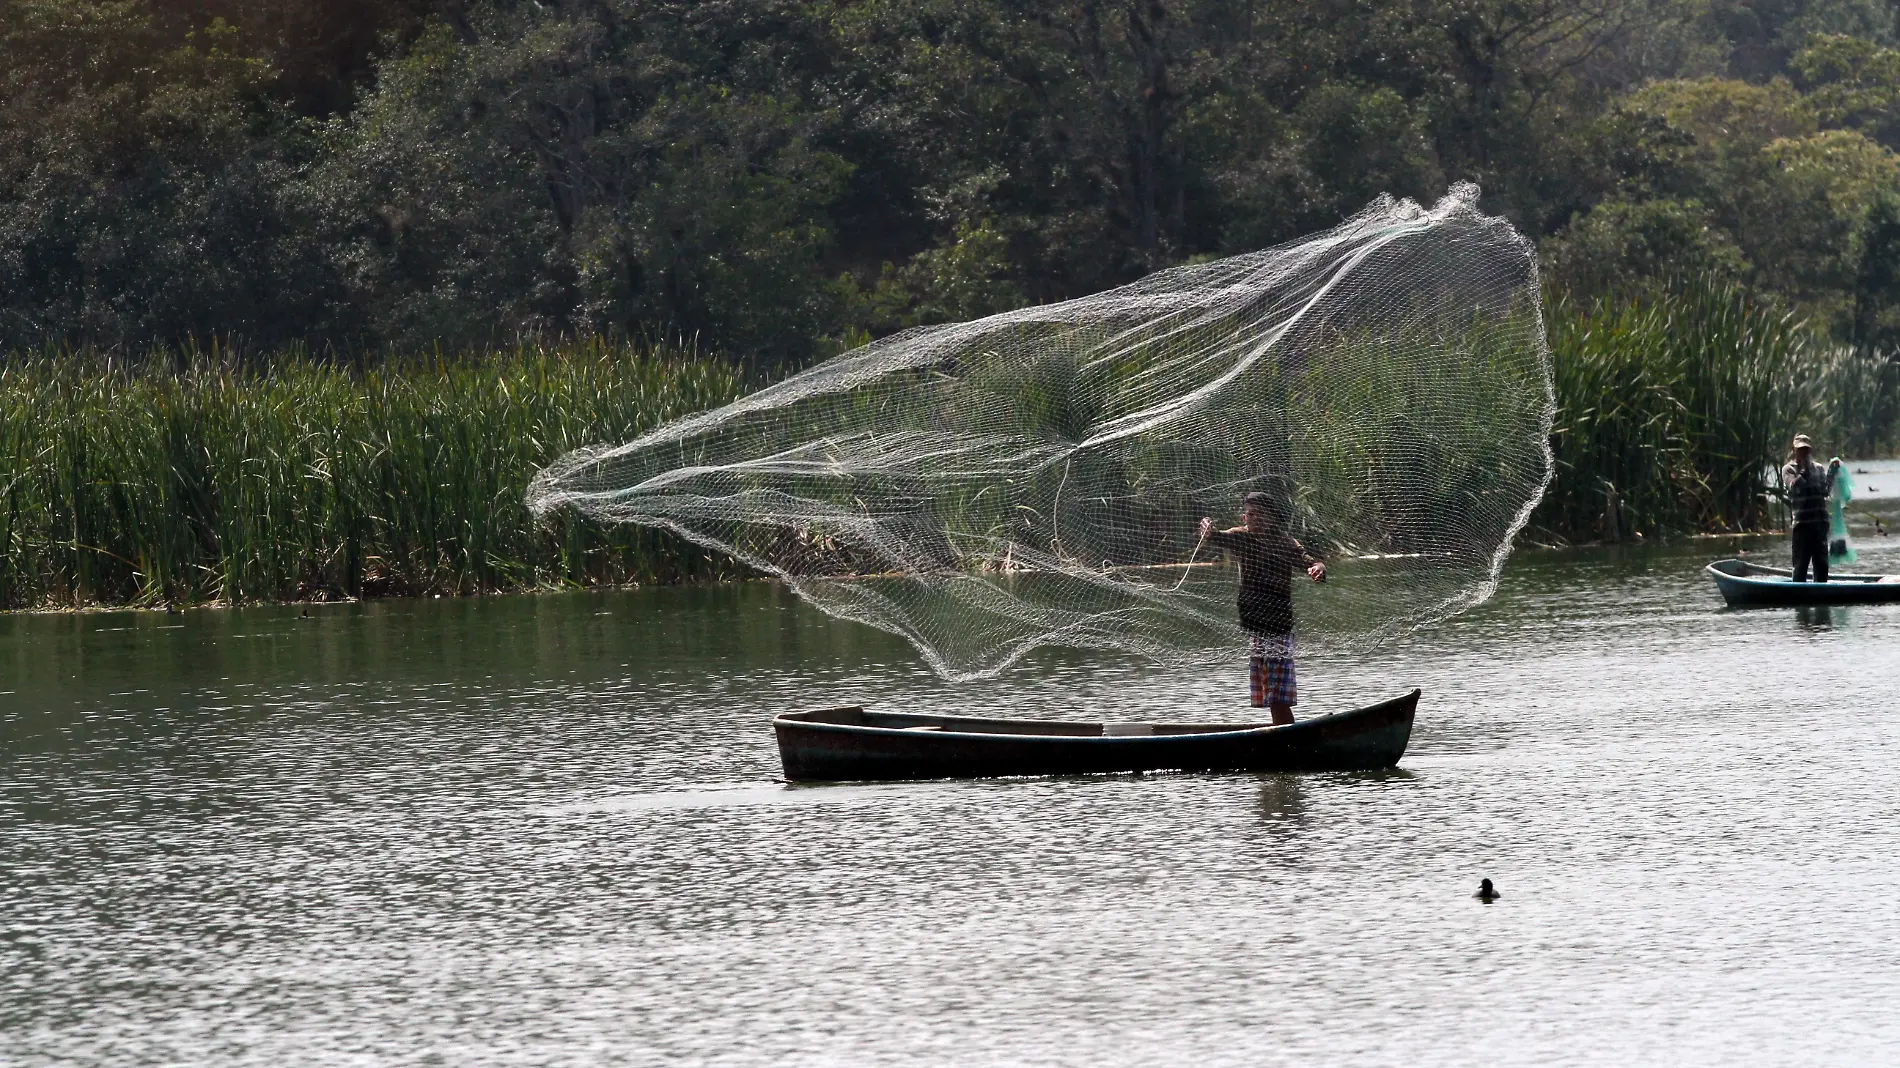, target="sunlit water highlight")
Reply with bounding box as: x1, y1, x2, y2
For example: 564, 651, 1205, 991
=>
4, 486, 1900, 1066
